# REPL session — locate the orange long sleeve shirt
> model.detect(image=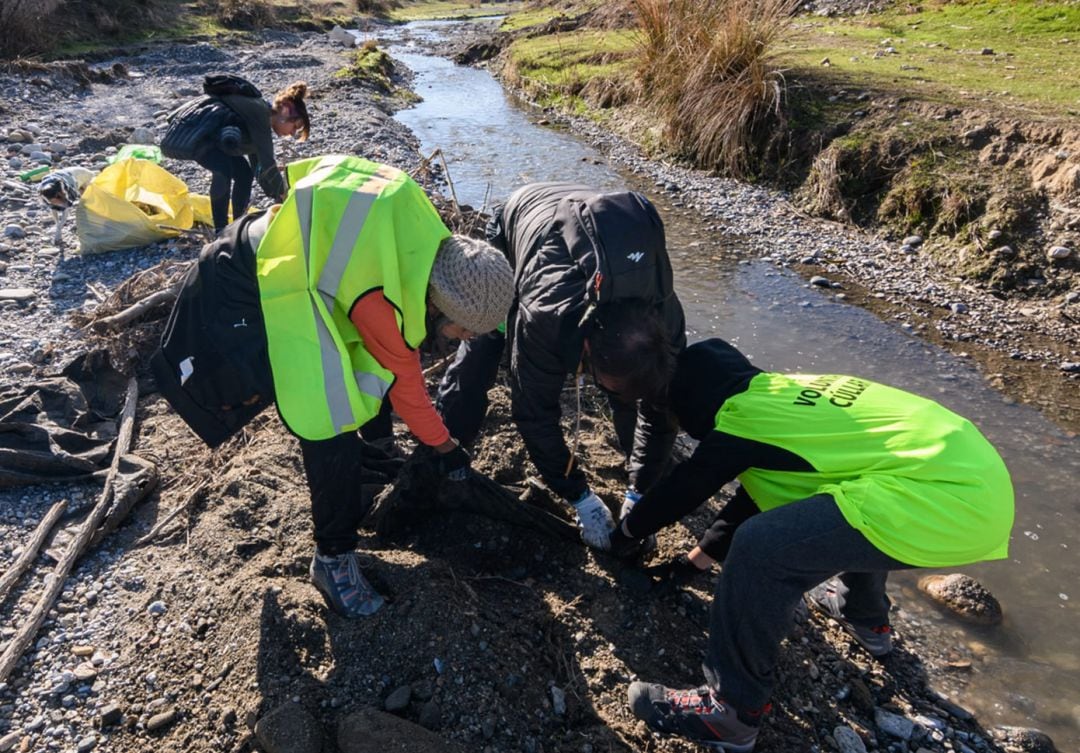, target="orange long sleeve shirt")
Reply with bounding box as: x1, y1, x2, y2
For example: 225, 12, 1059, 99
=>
348, 291, 450, 447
